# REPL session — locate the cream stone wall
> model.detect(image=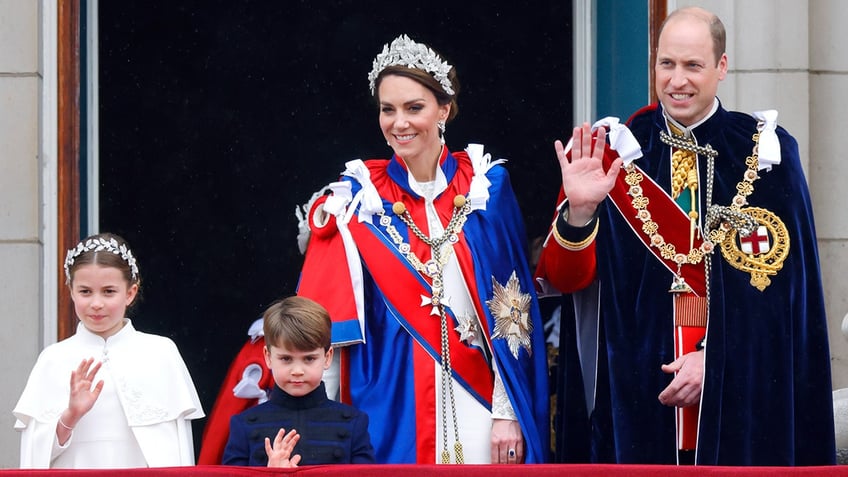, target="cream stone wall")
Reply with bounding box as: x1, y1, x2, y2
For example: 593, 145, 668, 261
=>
0, 0, 46, 469
809, 0, 848, 390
